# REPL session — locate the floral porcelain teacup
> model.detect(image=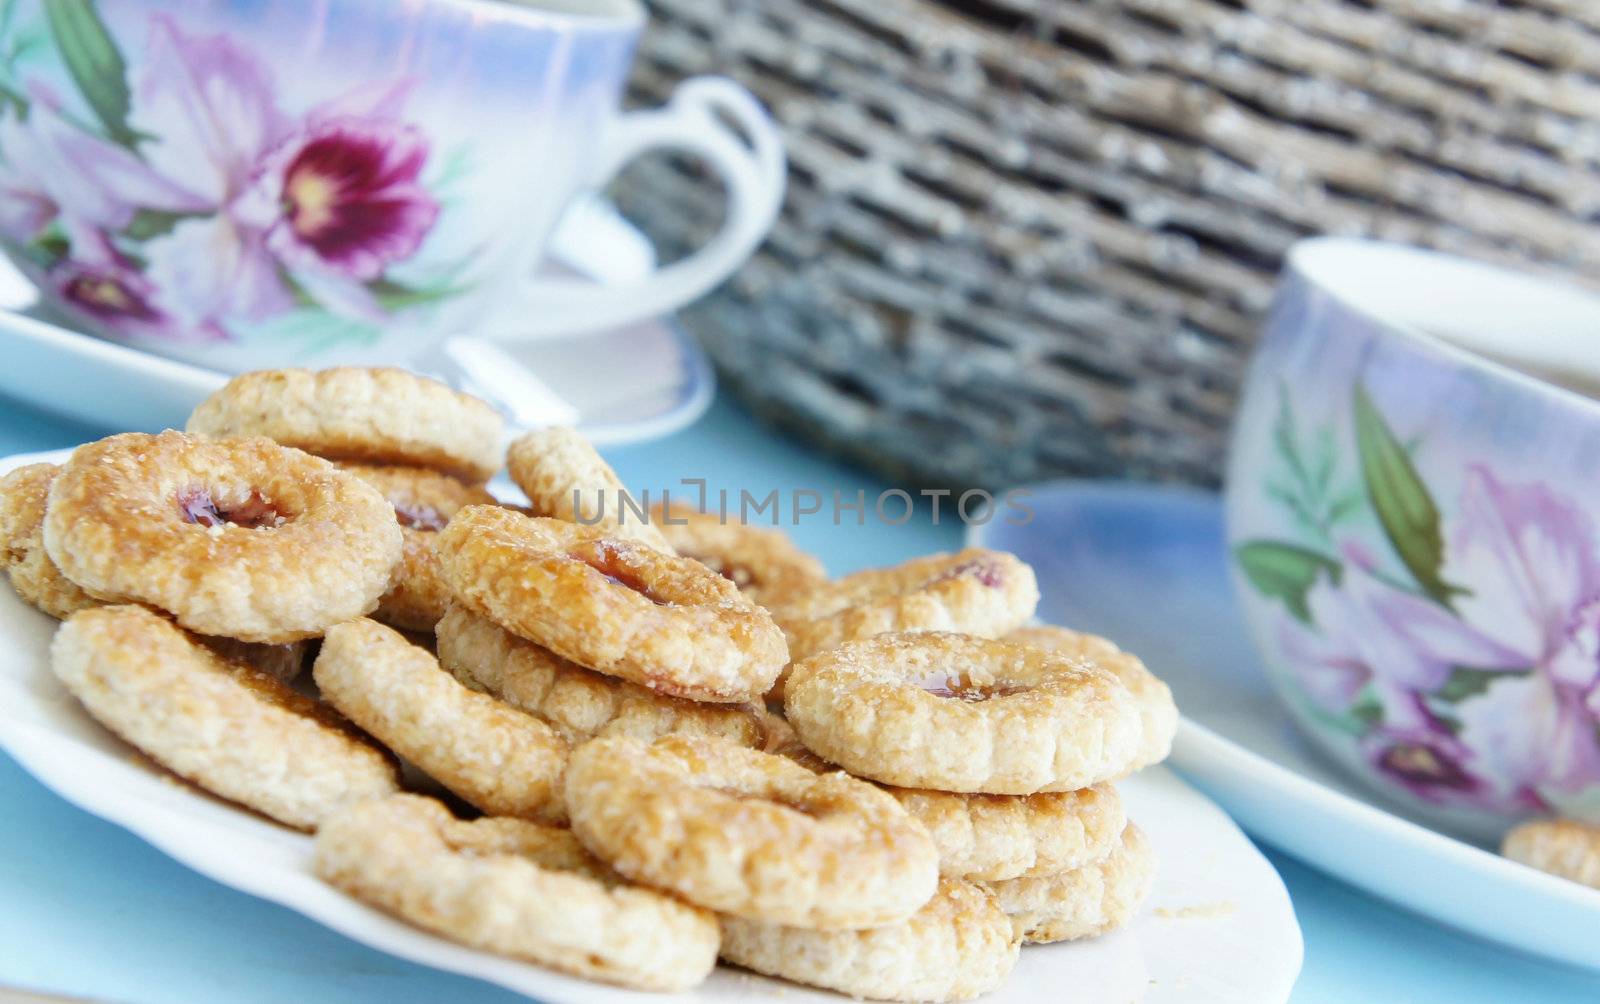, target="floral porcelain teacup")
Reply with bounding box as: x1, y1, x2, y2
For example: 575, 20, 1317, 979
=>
1227, 238, 1600, 840
0, 0, 783, 373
